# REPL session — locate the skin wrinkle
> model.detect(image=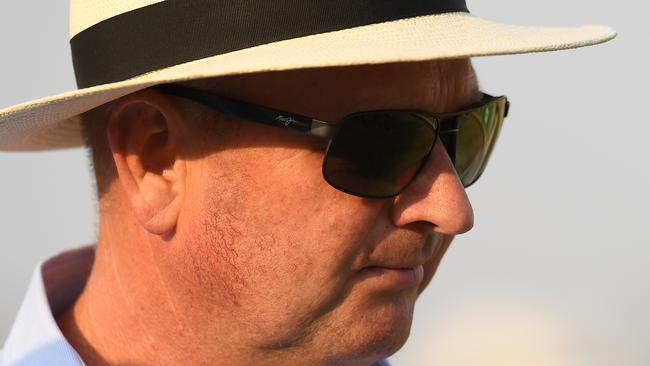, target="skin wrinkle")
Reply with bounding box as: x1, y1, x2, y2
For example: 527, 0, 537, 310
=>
105, 230, 138, 335
108, 231, 162, 355
83, 246, 108, 364
255, 235, 350, 349
261, 235, 363, 349
238, 201, 424, 351
148, 235, 187, 334
87, 227, 143, 364
57, 60, 479, 366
